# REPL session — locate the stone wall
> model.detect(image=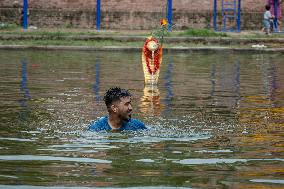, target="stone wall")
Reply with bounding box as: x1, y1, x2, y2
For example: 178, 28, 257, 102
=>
0, 0, 267, 11
0, 0, 283, 30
